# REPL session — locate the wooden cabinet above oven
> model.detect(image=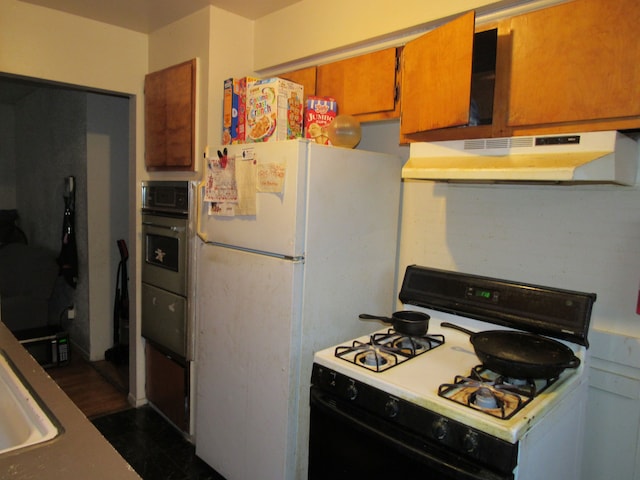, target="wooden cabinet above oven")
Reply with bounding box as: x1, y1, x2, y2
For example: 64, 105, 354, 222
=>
145, 59, 196, 171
